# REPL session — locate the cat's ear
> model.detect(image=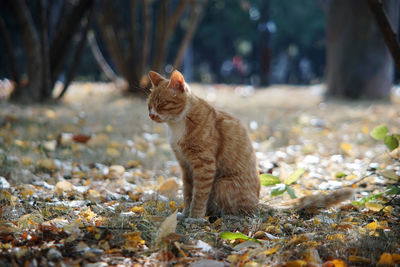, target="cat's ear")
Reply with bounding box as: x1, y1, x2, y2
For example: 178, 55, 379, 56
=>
168, 70, 185, 93
148, 71, 165, 87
